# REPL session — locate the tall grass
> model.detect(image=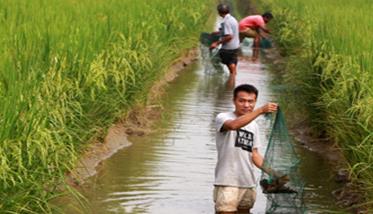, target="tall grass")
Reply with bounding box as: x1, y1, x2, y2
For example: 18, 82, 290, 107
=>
0, 0, 214, 212
260, 0, 373, 209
